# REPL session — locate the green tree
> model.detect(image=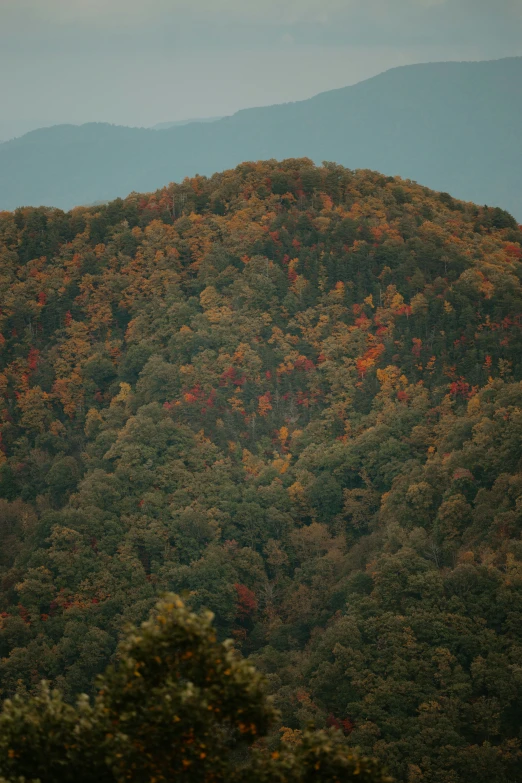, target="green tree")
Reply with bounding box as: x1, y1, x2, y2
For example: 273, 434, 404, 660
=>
0, 595, 389, 783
